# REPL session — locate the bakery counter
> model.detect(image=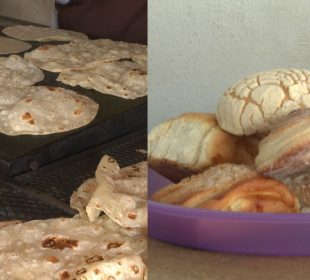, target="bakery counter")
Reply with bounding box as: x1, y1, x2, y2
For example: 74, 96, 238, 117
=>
149, 239, 310, 280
